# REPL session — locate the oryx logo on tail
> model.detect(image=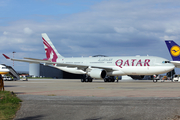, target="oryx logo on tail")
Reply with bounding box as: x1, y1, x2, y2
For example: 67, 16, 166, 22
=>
42, 33, 64, 62
42, 37, 58, 62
